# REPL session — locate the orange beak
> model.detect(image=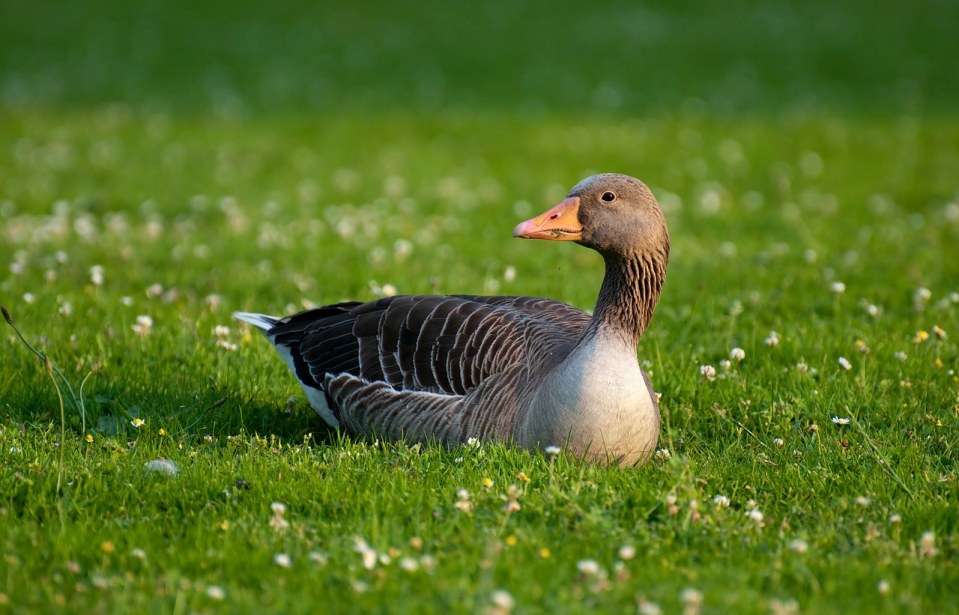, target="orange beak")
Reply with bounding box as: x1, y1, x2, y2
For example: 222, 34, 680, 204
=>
512, 197, 582, 241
